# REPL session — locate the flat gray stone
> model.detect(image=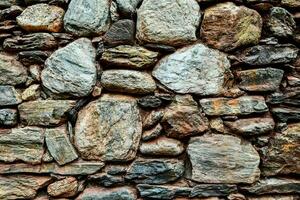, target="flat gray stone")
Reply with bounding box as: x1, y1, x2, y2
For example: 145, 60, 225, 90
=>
187, 134, 260, 184
136, 0, 200, 46
0, 109, 18, 126
101, 70, 156, 94
41, 38, 97, 98
64, 0, 110, 36
153, 44, 232, 96
0, 85, 22, 106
